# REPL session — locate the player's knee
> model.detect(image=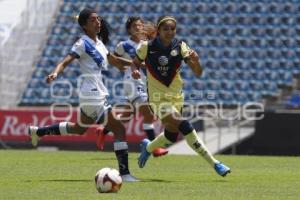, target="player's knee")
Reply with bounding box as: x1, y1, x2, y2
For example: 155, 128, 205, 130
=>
178, 120, 194, 136
164, 129, 178, 143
